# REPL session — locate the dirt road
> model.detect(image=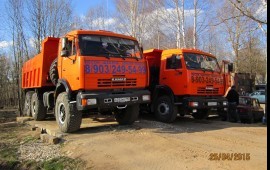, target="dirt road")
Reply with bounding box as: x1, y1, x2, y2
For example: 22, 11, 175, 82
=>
57, 114, 267, 170
2, 108, 266, 170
